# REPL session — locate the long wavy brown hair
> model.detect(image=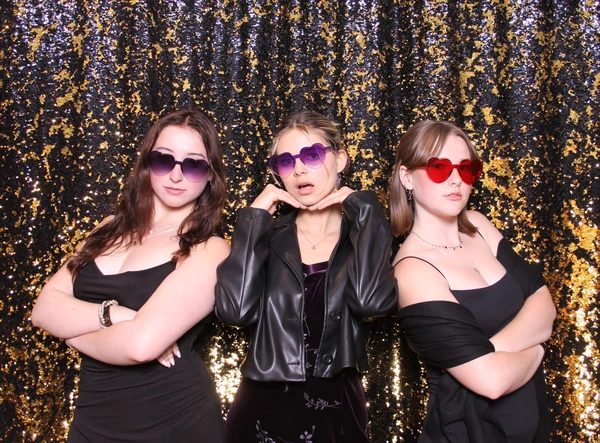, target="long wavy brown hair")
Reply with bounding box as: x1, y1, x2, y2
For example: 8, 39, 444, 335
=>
67, 108, 227, 276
